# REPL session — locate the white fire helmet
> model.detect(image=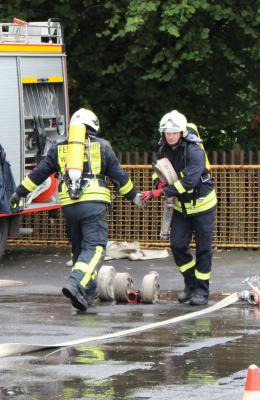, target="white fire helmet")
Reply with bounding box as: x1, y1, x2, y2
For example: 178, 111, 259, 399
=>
70, 108, 100, 133
159, 110, 187, 134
